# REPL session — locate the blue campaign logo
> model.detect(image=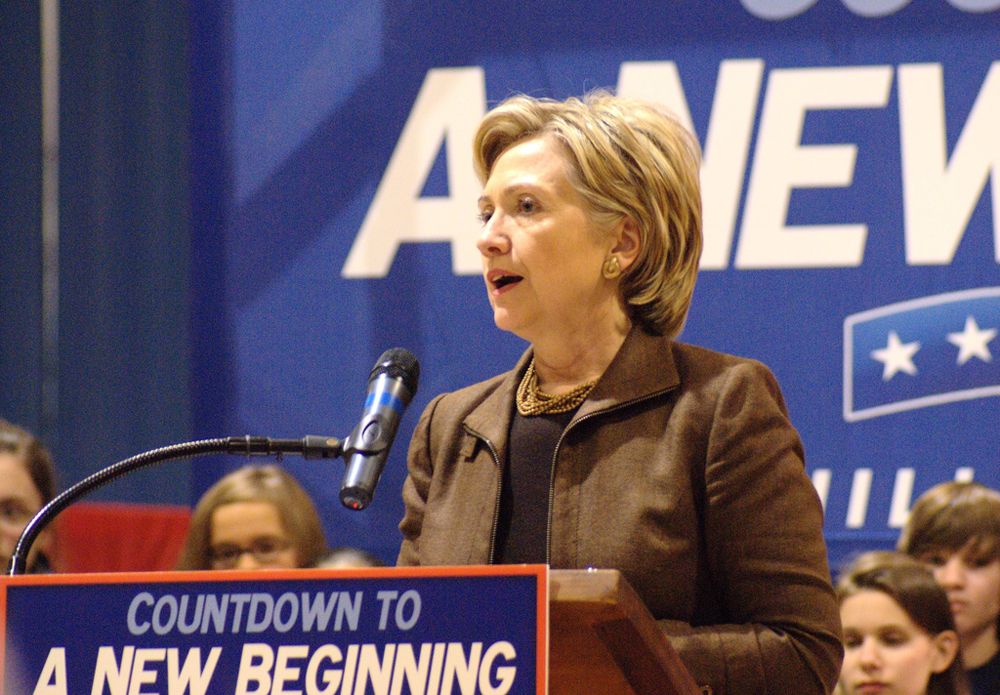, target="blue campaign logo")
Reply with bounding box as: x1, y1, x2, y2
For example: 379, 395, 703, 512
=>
844, 287, 1000, 421
739, 0, 1000, 19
